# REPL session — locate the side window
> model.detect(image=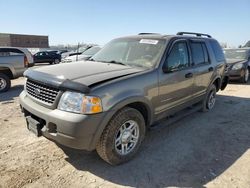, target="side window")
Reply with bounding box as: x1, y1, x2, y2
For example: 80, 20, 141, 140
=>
202, 43, 209, 63
210, 40, 225, 62
166, 42, 189, 71
190, 42, 209, 65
